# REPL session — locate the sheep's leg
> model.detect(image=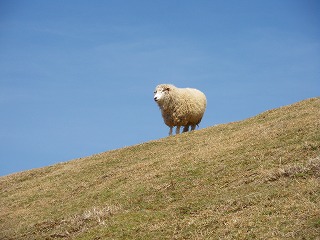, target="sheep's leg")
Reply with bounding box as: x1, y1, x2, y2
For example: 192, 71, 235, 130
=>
169, 127, 173, 136
183, 125, 189, 132
176, 126, 180, 134
191, 125, 196, 131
